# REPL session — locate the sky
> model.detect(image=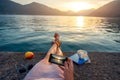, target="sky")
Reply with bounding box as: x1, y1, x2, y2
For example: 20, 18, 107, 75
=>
11, 0, 114, 11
